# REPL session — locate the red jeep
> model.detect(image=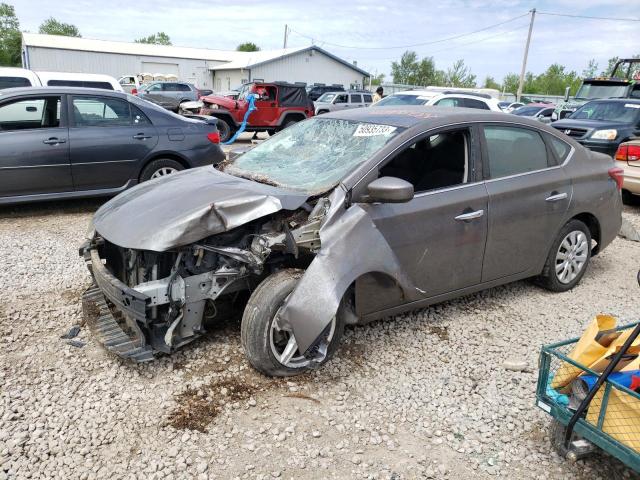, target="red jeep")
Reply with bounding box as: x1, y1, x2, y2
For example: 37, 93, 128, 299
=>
199, 82, 314, 142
